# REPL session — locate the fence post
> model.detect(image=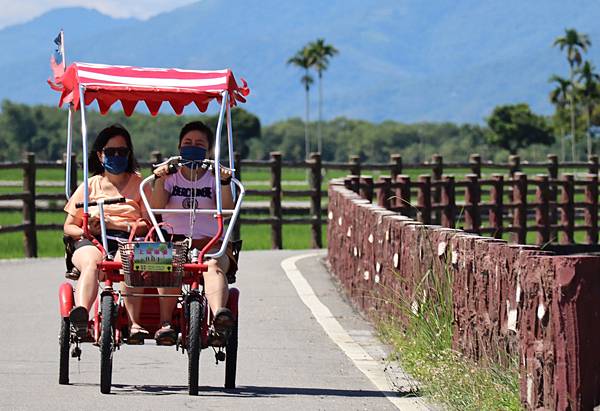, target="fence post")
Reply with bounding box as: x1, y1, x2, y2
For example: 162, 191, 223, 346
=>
535, 175, 550, 245
508, 155, 521, 177
417, 175, 431, 224
396, 175, 411, 215
489, 174, 504, 239
349, 155, 361, 177
269, 152, 282, 249
469, 153, 482, 178
441, 175, 455, 228
309, 153, 322, 248
512, 172, 527, 244
359, 176, 374, 202
588, 154, 599, 175
376, 176, 392, 209
464, 174, 480, 234
390, 154, 402, 181
560, 174, 575, 244
547, 154, 558, 242
232, 152, 242, 241
348, 175, 360, 194
432, 154, 443, 223
584, 174, 598, 244
23, 152, 37, 258
151, 150, 163, 164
